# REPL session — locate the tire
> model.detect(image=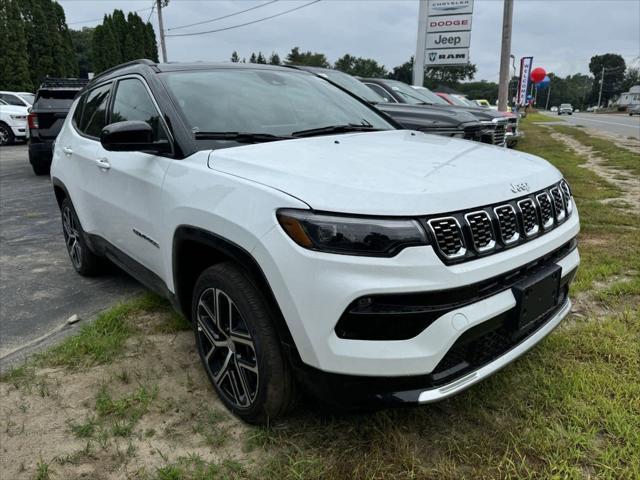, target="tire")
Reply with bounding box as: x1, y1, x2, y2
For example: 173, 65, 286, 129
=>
0, 123, 14, 146
192, 262, 296, 424
32, 162, 50, 176
60, 198, 103, 276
